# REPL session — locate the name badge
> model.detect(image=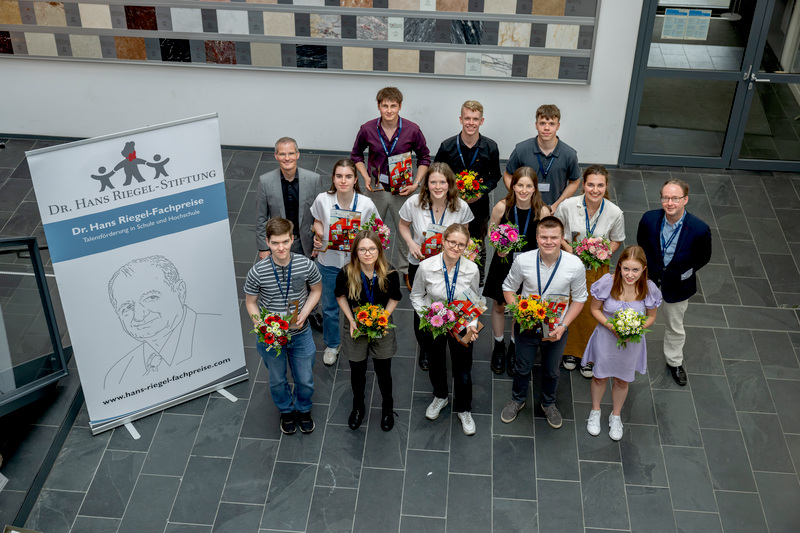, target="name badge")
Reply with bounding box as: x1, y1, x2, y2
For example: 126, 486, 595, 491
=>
379, 173, 389, 185
539, 182, 551, 193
